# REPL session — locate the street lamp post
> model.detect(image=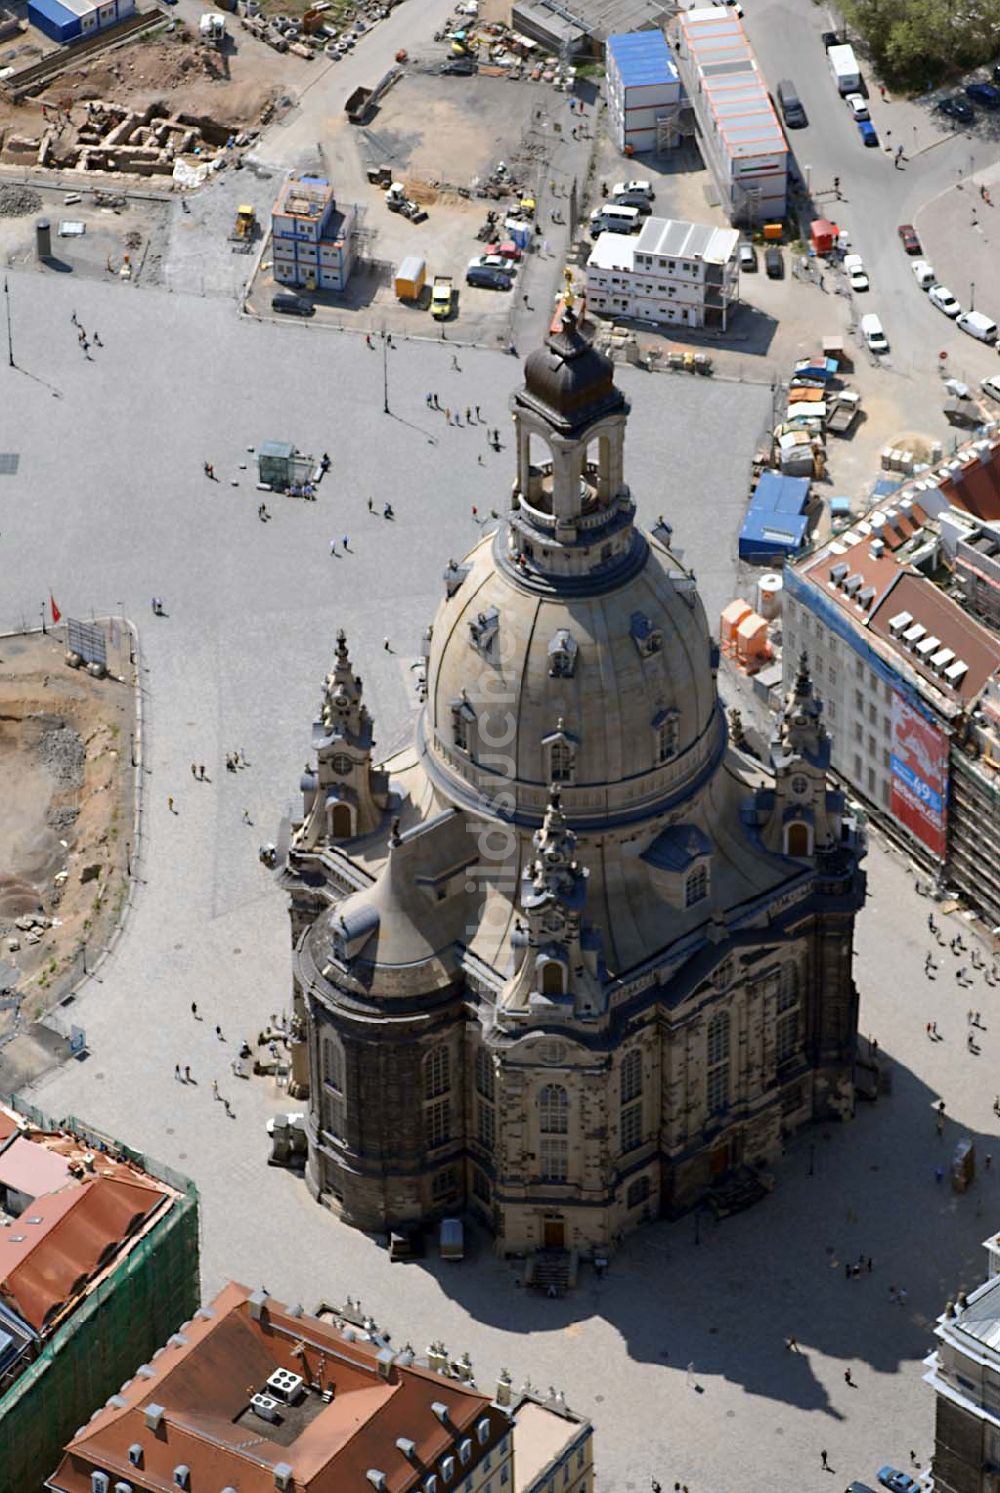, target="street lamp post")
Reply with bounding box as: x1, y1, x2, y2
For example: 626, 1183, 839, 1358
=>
808, 1142, 815, 1176
382, 331, 390, 416
3, 277, 12, 369
971, 280, 976, 311
694, 1209, 701, 1245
